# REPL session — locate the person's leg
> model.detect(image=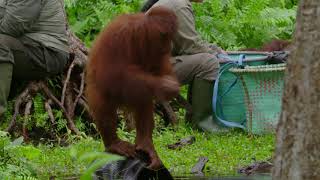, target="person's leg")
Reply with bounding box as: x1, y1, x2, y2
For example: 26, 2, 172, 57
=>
0, 63, 13, 118
14, 37, 69, 80
0, 34, 60, 118
0, 34, 26, 118
0, 34, 68, 119
171, 53, 227, 132
171, 53, 219, 85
